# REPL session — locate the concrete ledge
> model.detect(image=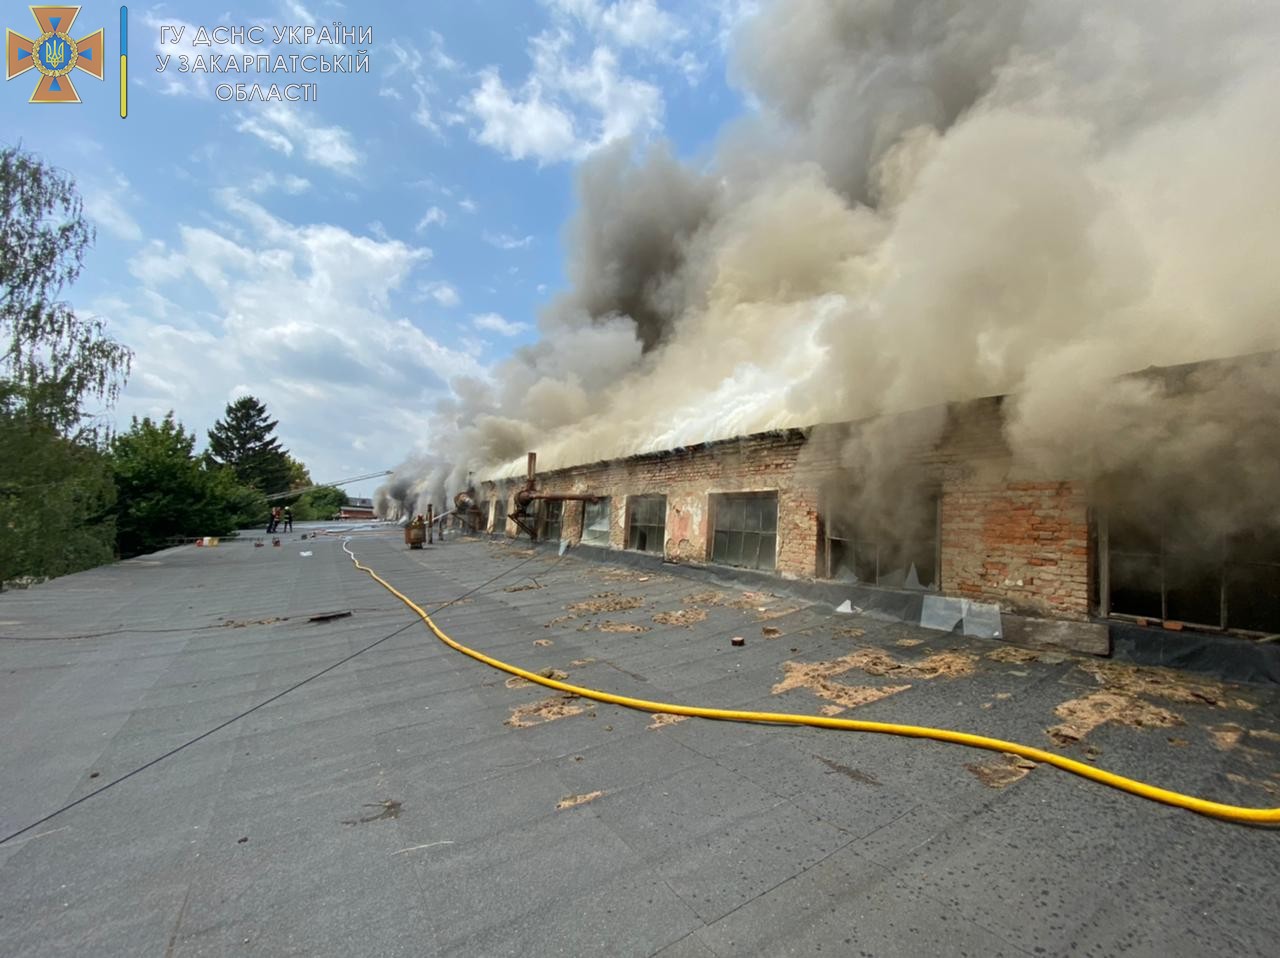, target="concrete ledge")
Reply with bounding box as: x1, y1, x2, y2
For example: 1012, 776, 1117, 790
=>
486, 537, 1280, 685
1001, 614, 1110, 656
